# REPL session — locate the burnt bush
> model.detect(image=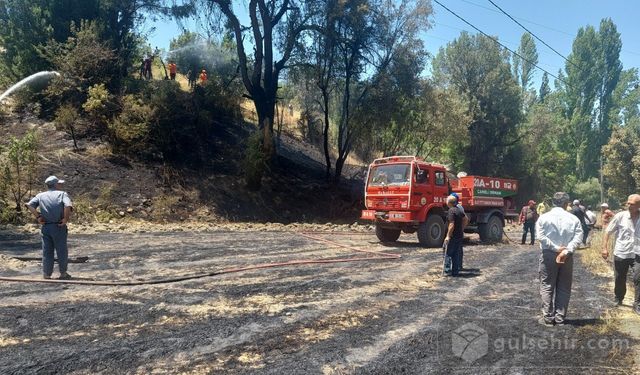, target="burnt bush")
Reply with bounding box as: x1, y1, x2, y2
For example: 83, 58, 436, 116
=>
108, 78, 240, 167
